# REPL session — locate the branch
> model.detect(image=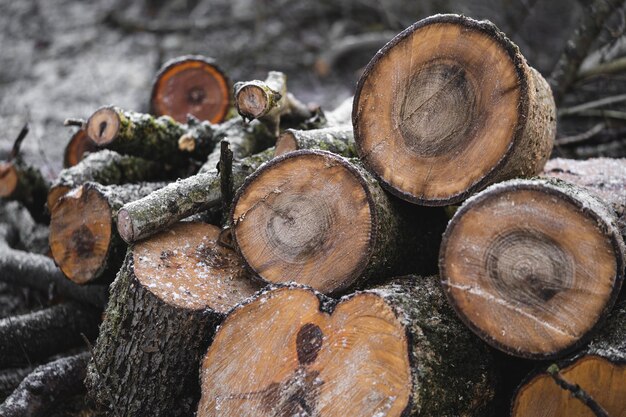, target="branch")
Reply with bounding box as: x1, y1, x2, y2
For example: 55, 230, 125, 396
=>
10, 123, 29, 161
219, 140, 234, 225
547, 364, 610, 417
